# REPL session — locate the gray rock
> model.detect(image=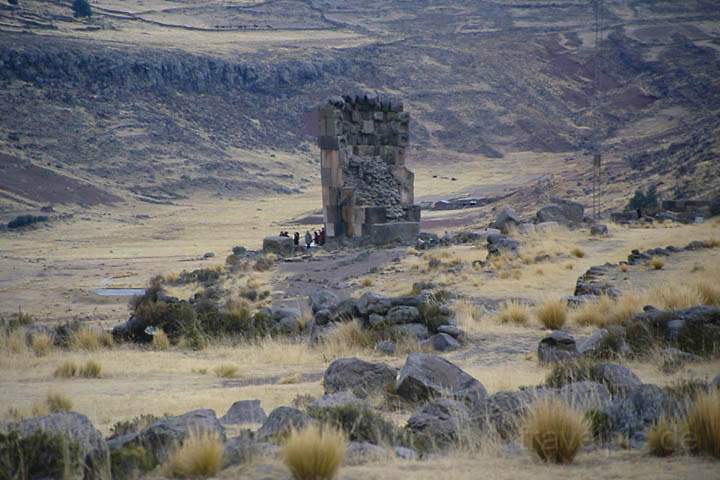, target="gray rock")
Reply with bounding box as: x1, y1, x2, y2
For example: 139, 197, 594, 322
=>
712, 373, 720, 388
132, 409, 226, 463
314, 309, 333, 326
591, 363, 642, 395
356, 292, 392, 316
308, 322, 338, 345
272, 308, 302, 335
386, 305, 421, 324
537, 198, 584, 226
396, 353, 487, 404
368, 313, 386, 329
375, 340, 396, 355
422, 333, 461, 352
223, 430, 259, 467
332, 298, 358, 321
516, 223, 536, 235
0, 412, 110, 480
309, 289, 339, 313
262, 236, 294, 257
394, 446, 418, 460
607, 384, 680, 441
491, 205, 522, 234
437, 325, 463, 339
538, 331, 579, 364
309, 391, 366, 410
406, 399, 472, 452
590, 224, 609, 236
323, 357, 396, 398
344, 442, 389, 465
256, 407, 310, 442
222, 400, 267, 425
471, 388, 549, 438
486, 234, 519, 257
558, 381, 612, 411
390, 322, 430, 340
578, 328, 630, 358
